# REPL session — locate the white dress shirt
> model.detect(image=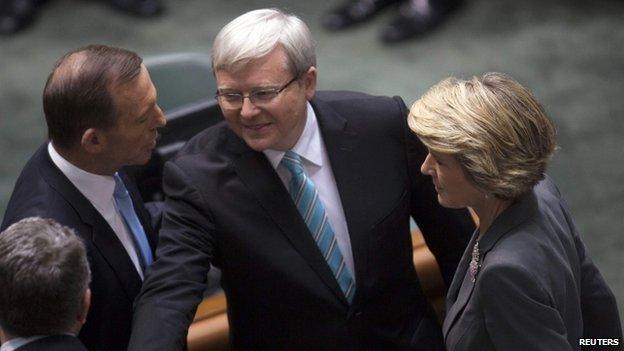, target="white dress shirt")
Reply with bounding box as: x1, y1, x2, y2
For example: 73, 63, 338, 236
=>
263, 102, 356, 280
0, 336, 46, 351
48, 143, 144, 279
